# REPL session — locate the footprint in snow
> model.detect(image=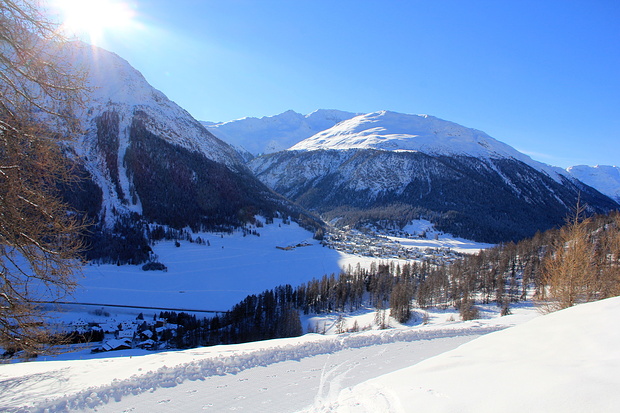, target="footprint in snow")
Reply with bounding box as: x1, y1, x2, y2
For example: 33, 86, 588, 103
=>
158, 399, 171, 404
202, 403, 214, 409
